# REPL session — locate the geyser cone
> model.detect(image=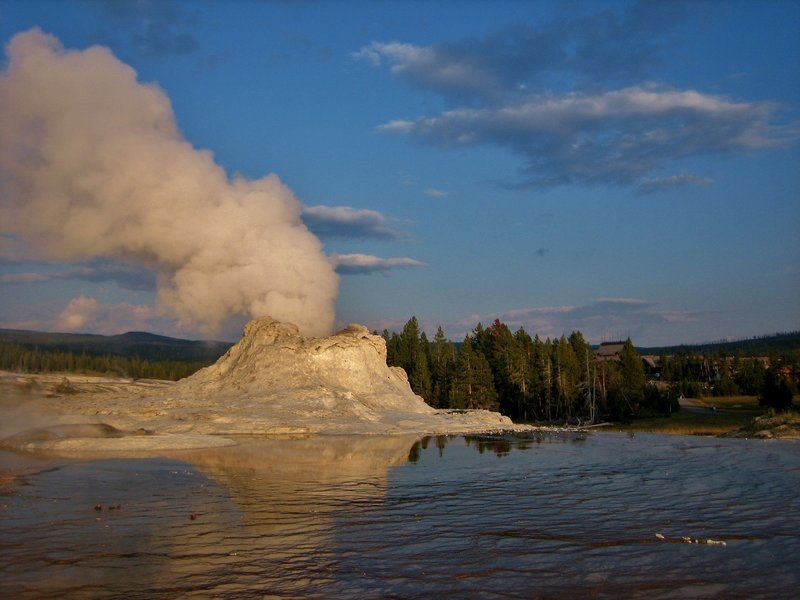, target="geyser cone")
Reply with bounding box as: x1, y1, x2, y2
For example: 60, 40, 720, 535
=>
181, 316, 436, 416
